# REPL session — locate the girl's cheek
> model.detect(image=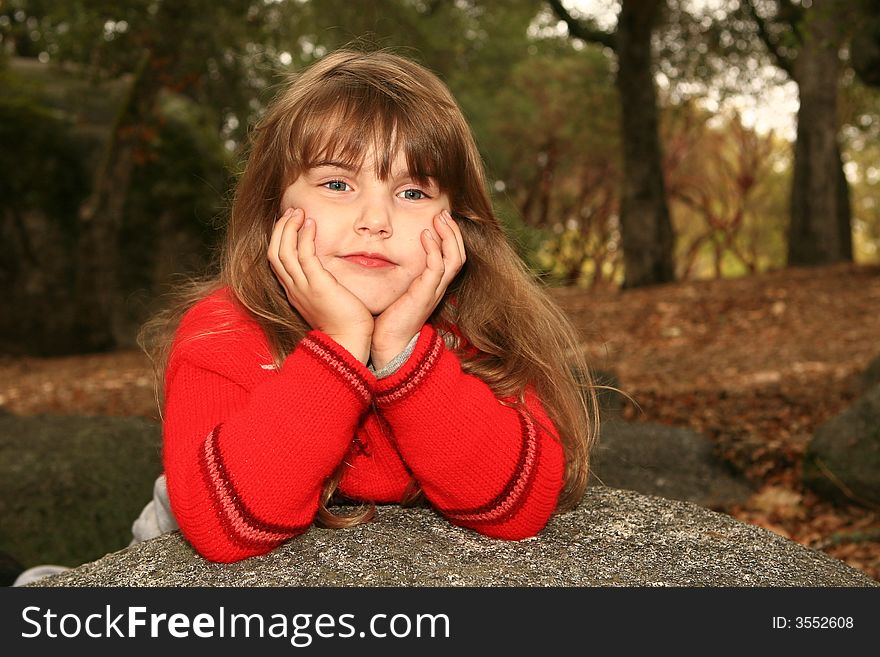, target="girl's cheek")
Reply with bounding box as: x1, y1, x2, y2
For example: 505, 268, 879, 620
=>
279, 185, 299, 212
312, 233, 329, 258
311, 225, 337, 264
404, 258, 429, 279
